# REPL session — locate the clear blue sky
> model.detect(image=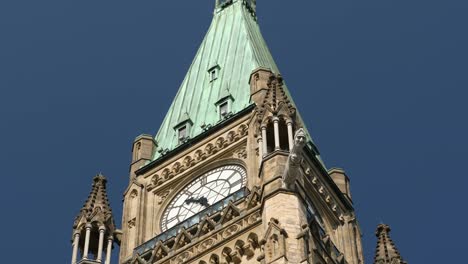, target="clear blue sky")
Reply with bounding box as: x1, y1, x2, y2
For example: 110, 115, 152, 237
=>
1, 1, 466, 263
